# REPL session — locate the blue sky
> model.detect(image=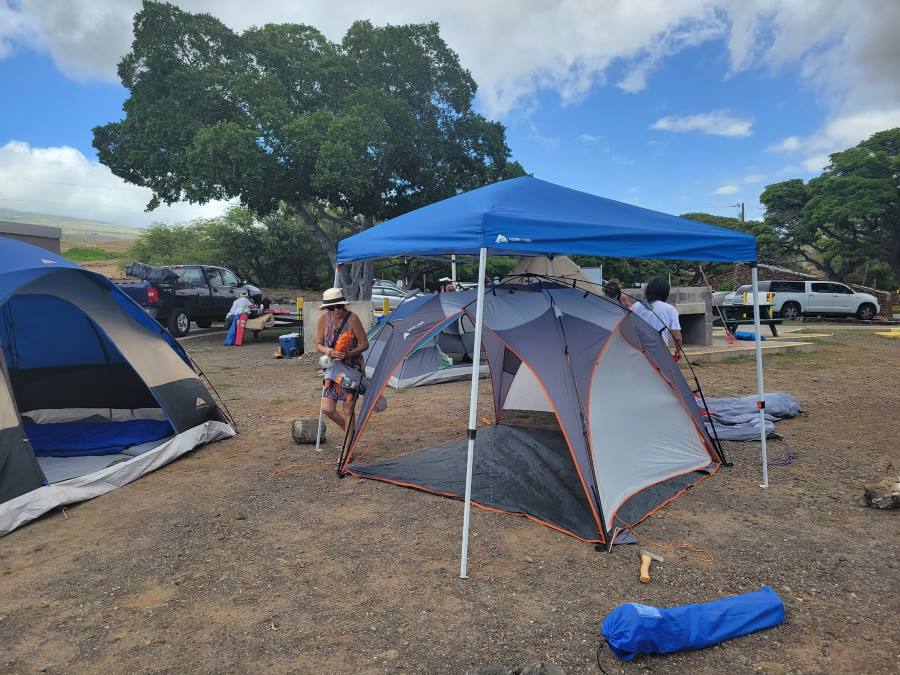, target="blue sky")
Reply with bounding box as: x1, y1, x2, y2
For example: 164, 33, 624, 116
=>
0, 1, 898, 228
